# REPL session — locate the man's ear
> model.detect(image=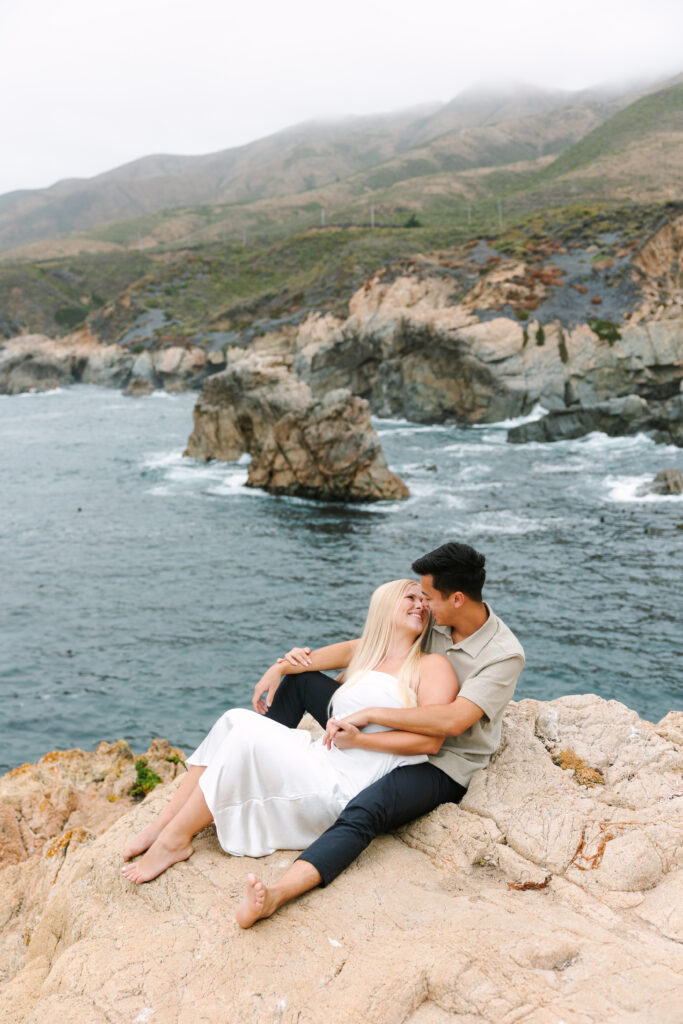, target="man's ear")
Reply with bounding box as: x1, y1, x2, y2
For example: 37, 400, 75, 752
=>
451, 591, 466, 610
